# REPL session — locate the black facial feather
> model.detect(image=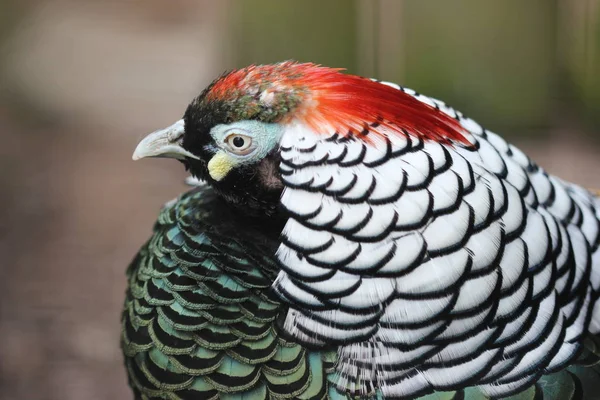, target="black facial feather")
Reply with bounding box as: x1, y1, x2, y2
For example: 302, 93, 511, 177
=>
180, 81, 284, 217
181, 81, 230, 176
